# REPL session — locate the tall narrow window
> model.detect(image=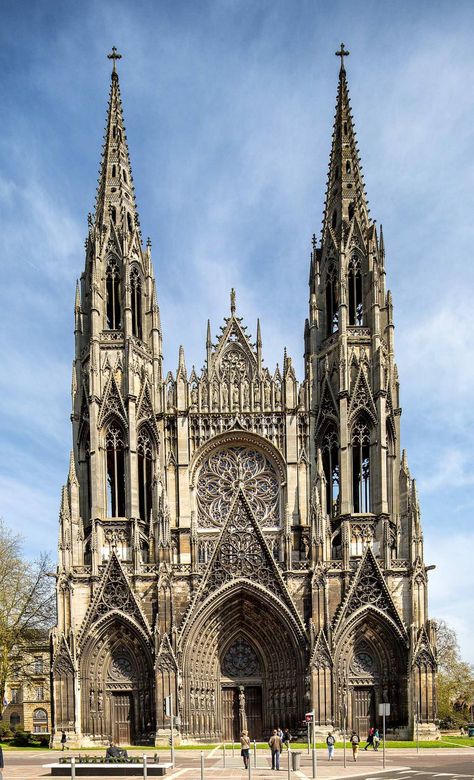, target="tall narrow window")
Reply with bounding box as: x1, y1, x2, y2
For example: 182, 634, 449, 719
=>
106, 259, 122, 329
106, 423, 125, 517
322, 427, 340, 516
137, 428, 153, 522
348, 254, 363, 325
352, 419, 371, 513
325, 264, 338, 336
131, 267, 142, 339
